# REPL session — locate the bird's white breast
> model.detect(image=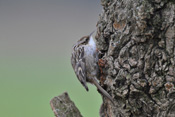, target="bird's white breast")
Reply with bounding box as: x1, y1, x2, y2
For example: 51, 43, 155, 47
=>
88, 36, 96, 49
